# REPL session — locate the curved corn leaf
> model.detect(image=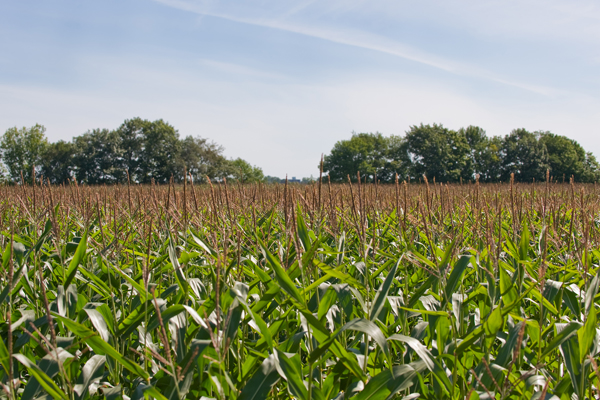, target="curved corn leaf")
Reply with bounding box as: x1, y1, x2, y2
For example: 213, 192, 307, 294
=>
64, 230, 87, 287
53, 314, 149, 380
